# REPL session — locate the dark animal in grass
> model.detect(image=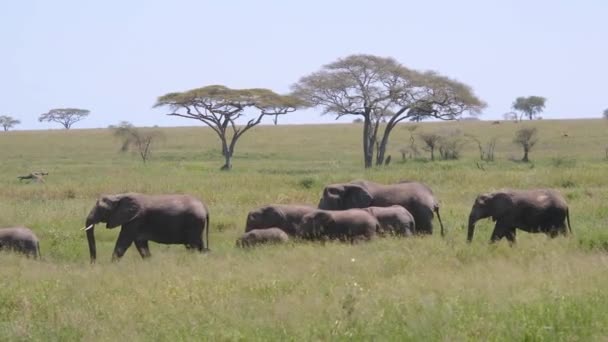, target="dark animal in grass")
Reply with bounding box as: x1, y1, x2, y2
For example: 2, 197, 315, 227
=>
236, 228, 289, 248
298, 209, 379, 243
363, 205, 416, 237
467, 189, 572, 244
84, 193, 209, 263
318, 180, 444, 236
0, 227, 41, 258
245, 204, 316, 236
